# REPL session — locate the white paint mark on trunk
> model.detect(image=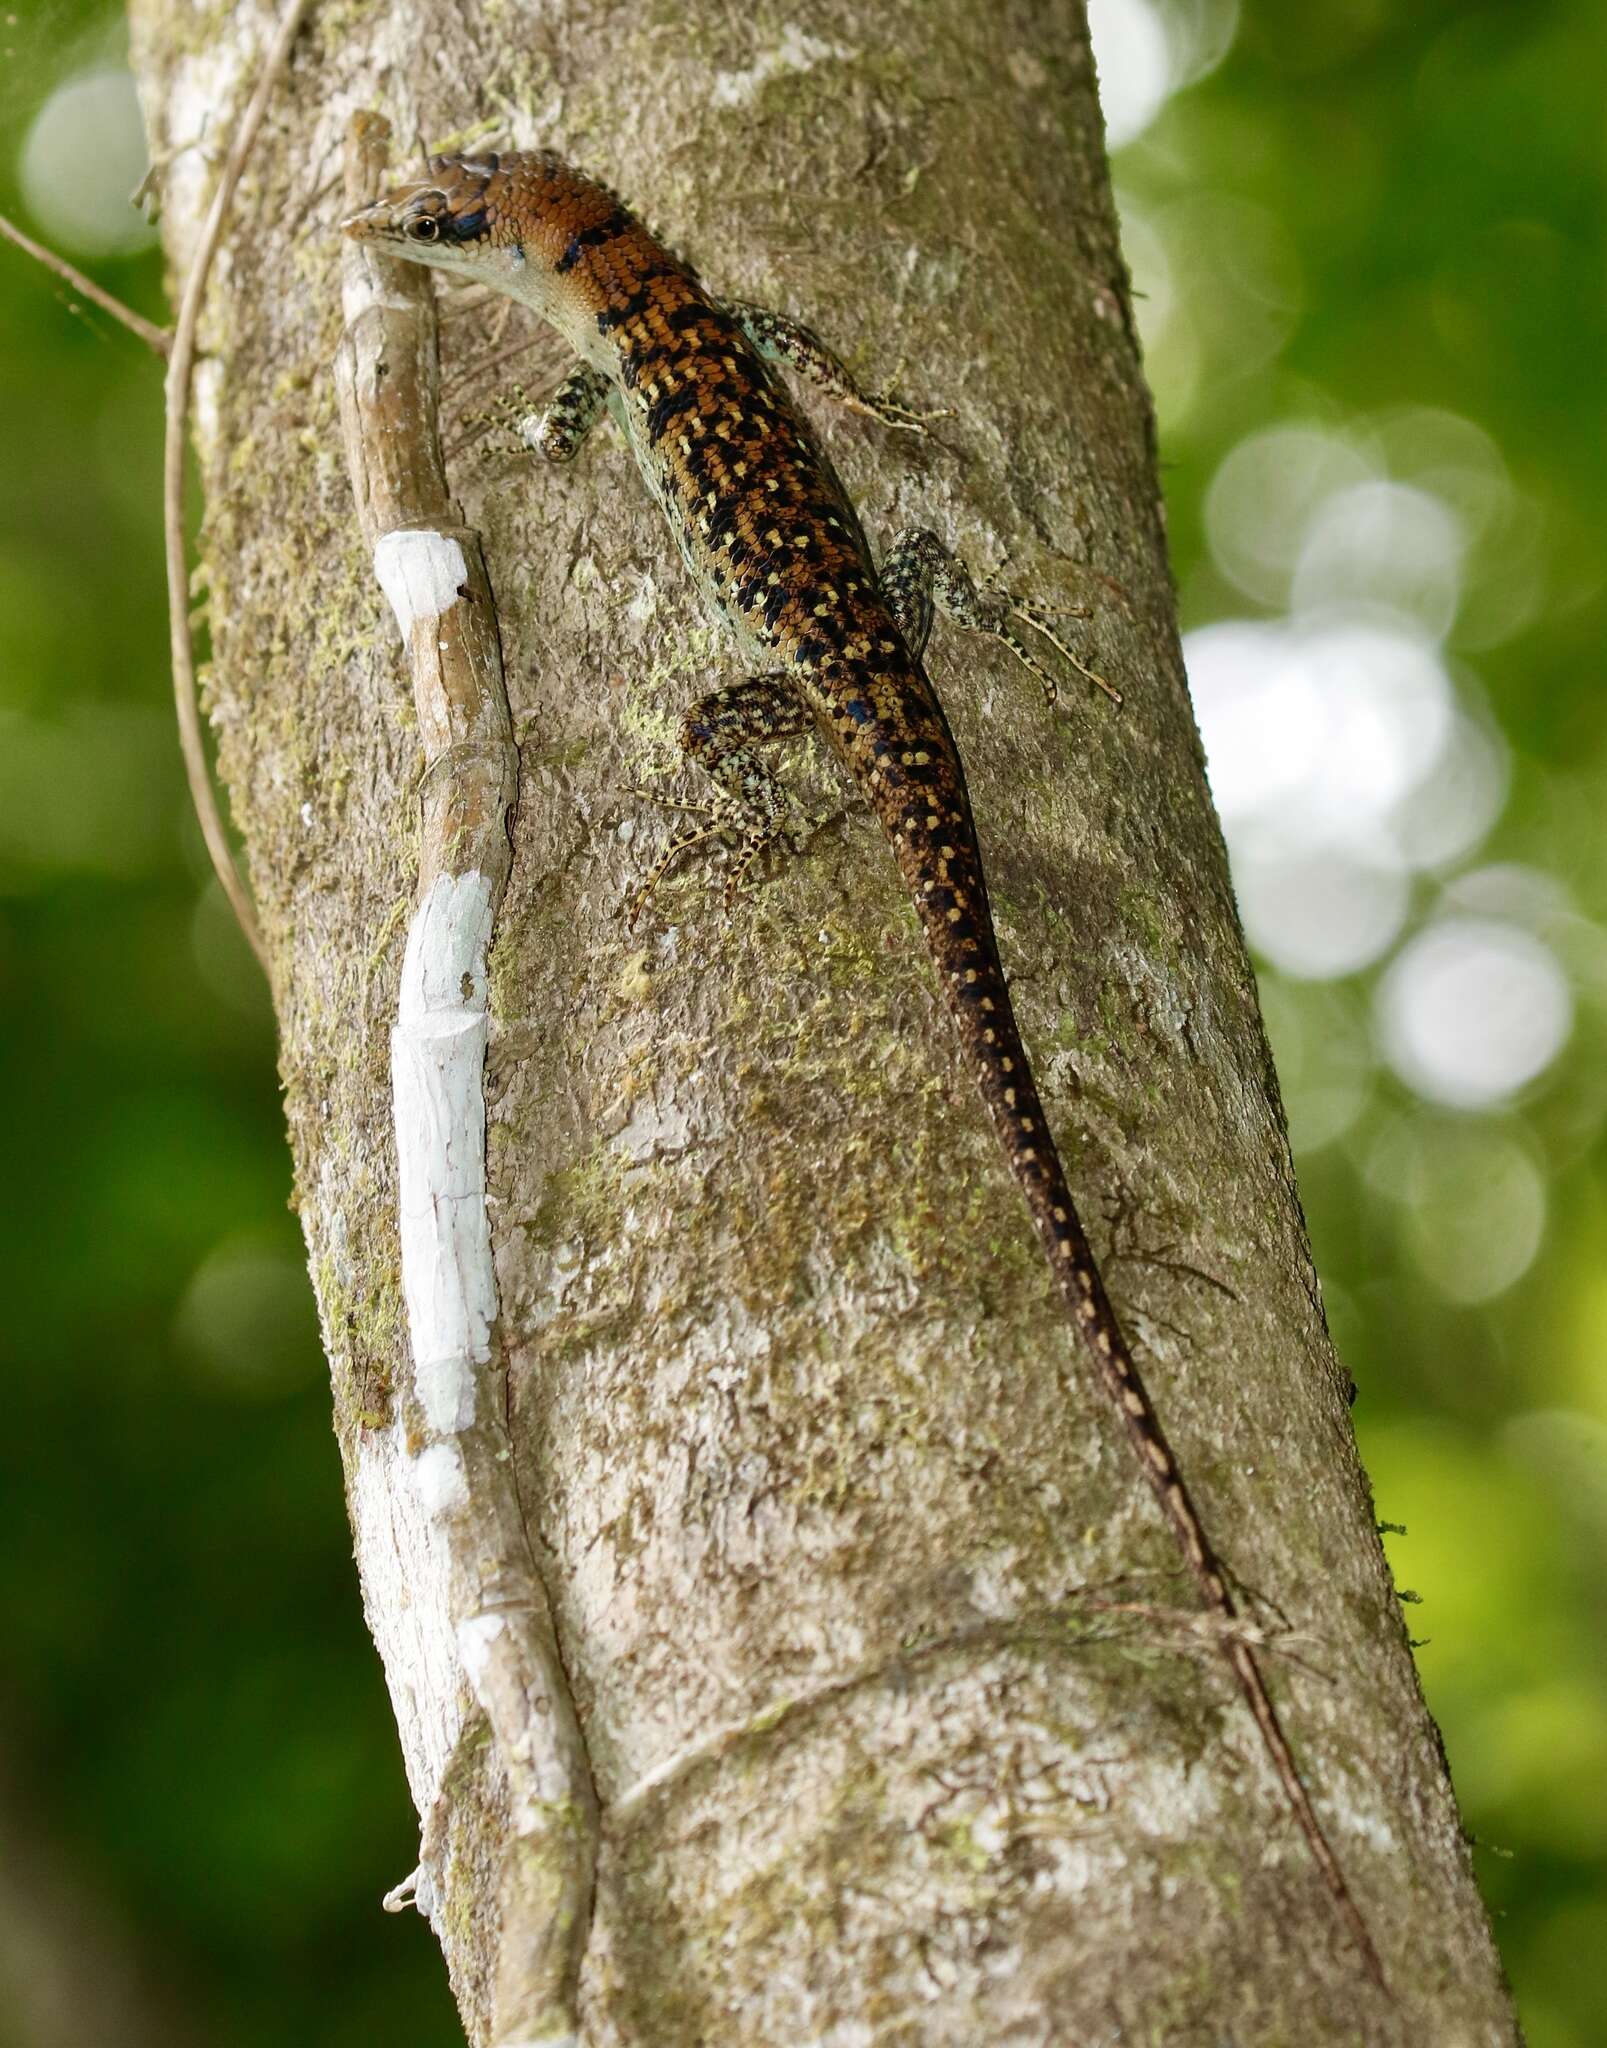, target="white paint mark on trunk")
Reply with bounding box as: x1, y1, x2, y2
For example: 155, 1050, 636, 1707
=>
392, 869, 498, 1433
374, 528, 468, 640
350, 1419, 470, 1816
457, 1611, 507, 1686
414, 1440, 469, 1516
709, 26, 852, 105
